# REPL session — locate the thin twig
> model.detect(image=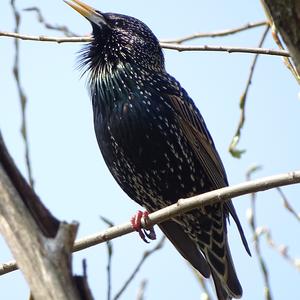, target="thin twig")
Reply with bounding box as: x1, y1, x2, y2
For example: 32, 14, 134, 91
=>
136, 280, 147, 300
10, 0, 34, 187
100, 216, 114, 300
191, 268, 213, 300
159, 43, 289, 57
0, 31, 290, 57
229, 25, 270, 158
162, 20, 268, 44
0, 31, 91, 43
1, 170, 300, 276
113, 236, 165, 300
257, 227, 300, 272
23, 6, 78, 36
246, 166, 273, 300
276, 187, 300, 222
